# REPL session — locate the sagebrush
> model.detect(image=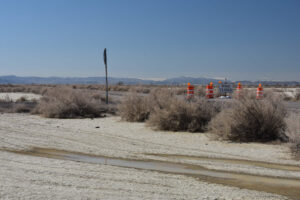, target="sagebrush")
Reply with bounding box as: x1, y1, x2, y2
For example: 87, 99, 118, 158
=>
118, 93, 150, 122
148, 97, 219, 132
119, 89, 219, 132
208, 94, 287, 142
33, 87, 112, 118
